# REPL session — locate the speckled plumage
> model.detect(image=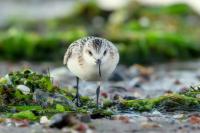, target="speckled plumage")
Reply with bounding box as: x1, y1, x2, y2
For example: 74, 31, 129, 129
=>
63, 36, 119, 81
